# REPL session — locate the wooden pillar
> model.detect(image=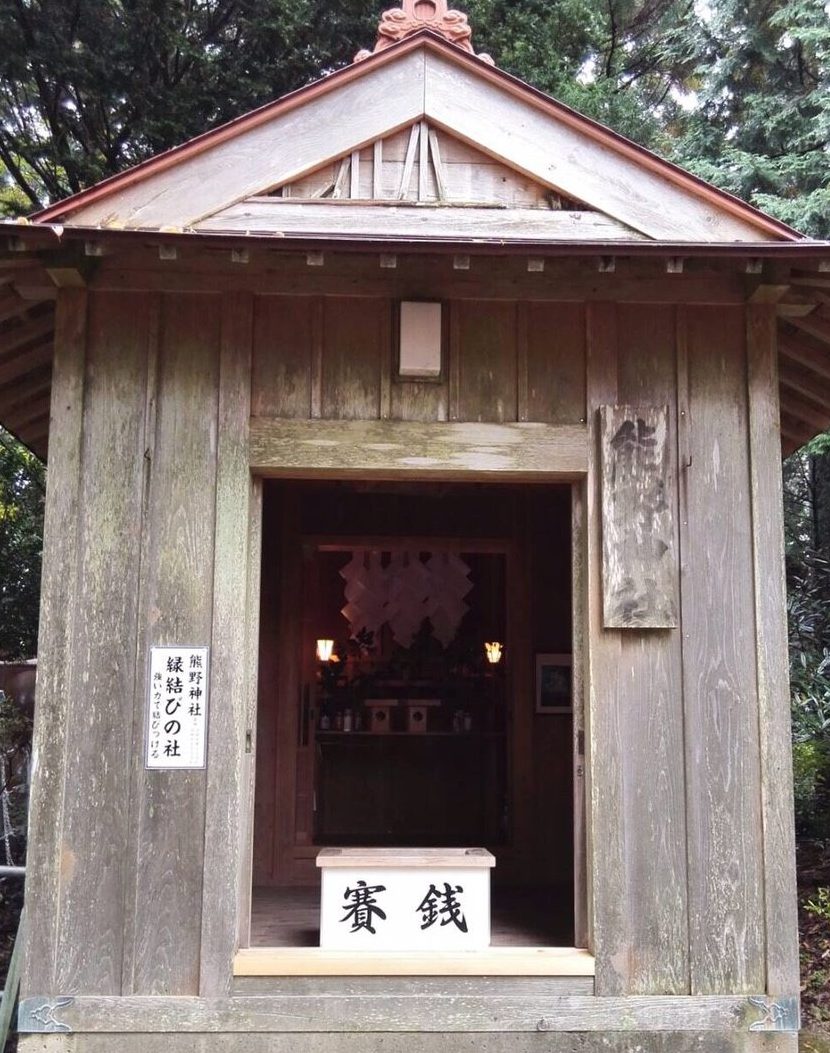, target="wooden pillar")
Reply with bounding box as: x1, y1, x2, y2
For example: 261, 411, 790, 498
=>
21, 288, 88, 997
746, 303, 800, 1002
584, 301, 625, 994
681, 305, 765, 994
199, 292, 255, 995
